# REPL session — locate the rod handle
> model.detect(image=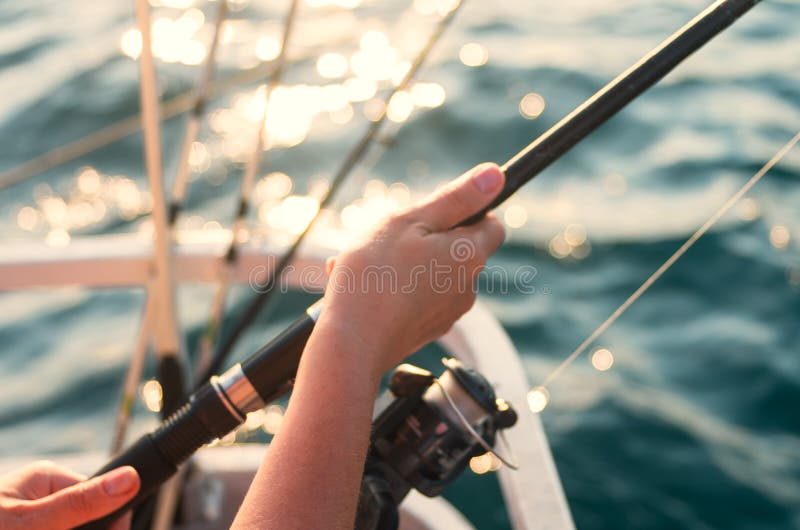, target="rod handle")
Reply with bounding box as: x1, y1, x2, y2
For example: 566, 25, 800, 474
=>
75, 384, 241, 529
